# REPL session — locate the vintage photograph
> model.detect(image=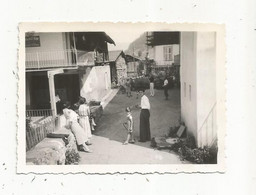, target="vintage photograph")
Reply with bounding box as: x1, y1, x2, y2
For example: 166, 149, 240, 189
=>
18, 23, 225, 173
